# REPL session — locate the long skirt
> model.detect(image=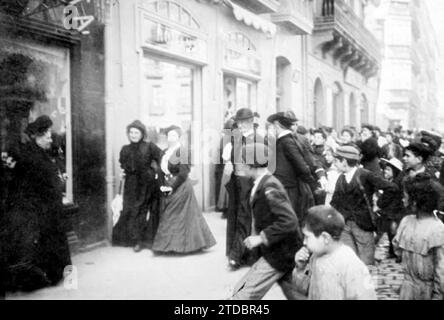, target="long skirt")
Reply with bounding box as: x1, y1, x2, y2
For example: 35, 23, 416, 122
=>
152, 179, 216, 253
112, 174, 159, 247
4, 203, 71, 292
